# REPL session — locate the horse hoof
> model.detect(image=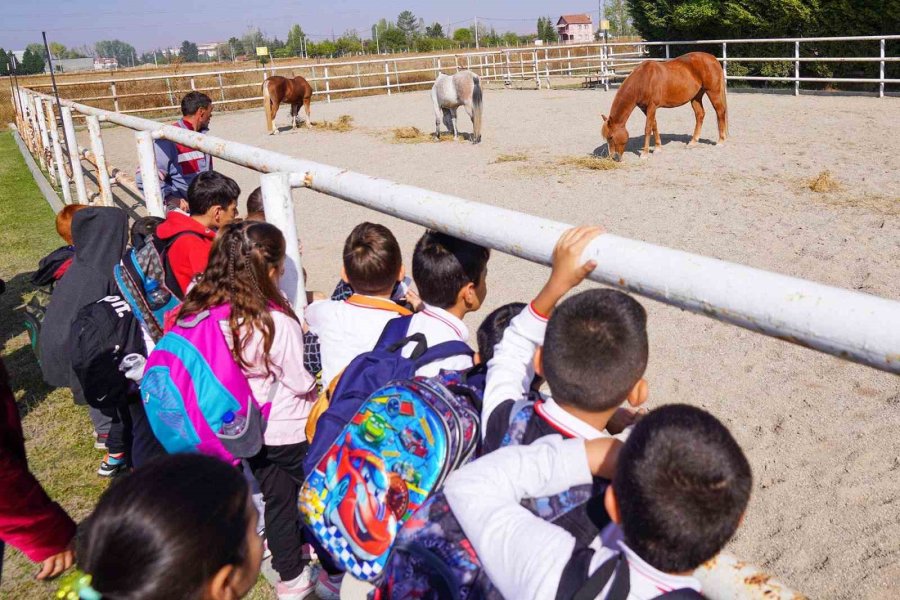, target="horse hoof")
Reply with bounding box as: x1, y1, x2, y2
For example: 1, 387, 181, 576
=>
639, 152, 650, 160
686, 141, 697, 148
715, 140, 726, 147
651, 146, 661, 154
